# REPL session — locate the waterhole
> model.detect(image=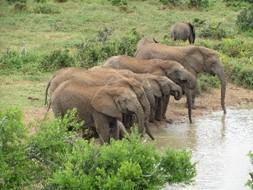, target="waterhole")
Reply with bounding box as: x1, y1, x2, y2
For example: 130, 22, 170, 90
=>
153, 108, 253, 190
